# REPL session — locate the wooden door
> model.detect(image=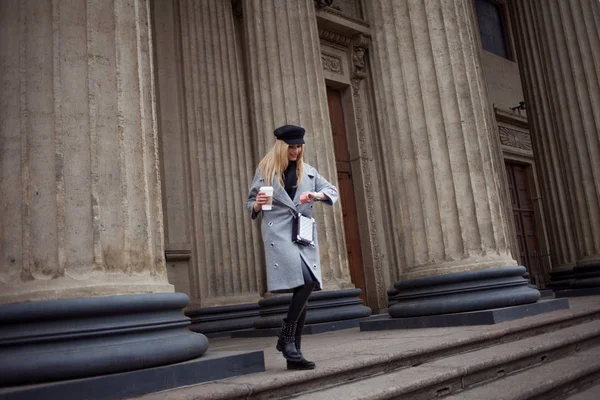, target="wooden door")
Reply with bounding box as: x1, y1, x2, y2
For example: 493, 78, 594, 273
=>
505, 162, 547, 287
326, 87, 367, 301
